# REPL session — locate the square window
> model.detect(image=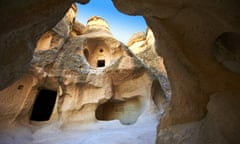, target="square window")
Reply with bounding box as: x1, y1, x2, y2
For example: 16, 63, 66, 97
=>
97, 60, 105, 67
